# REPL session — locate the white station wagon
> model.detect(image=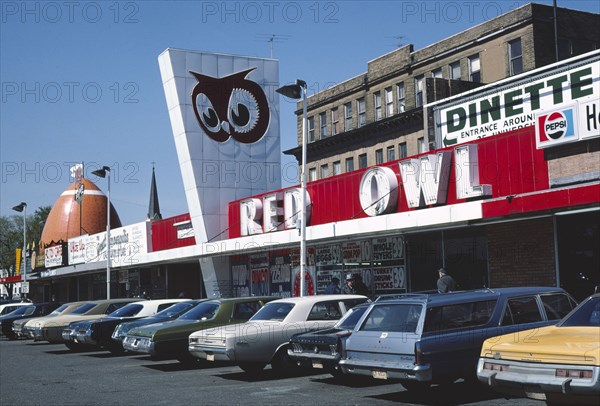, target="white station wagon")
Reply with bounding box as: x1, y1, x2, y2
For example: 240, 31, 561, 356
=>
188, 294, 367, 374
